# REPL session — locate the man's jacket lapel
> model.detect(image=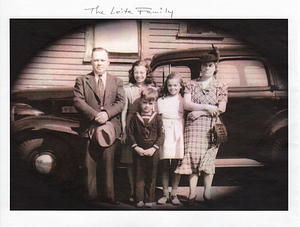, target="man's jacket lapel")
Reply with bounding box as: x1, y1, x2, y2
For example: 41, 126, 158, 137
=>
86, 72, 100, 100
